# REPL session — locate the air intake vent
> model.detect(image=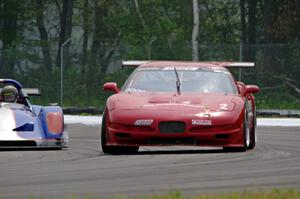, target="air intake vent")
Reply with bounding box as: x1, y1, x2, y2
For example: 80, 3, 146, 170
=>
149, 137, 196, 145
0, 141, 37, 147
159, 121, 186, 133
